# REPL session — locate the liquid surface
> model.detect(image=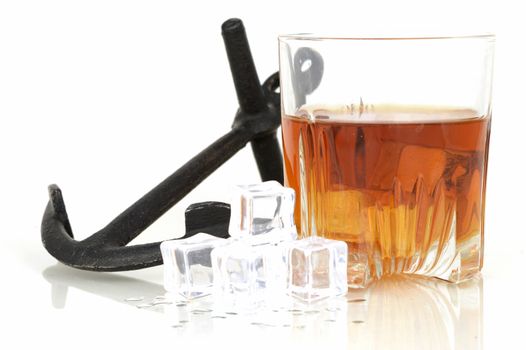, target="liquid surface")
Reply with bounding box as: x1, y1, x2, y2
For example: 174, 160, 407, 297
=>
281, 106, 490, 286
